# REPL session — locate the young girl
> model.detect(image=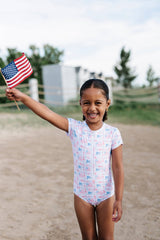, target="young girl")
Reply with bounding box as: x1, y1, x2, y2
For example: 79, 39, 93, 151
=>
6, 79, 124, 240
